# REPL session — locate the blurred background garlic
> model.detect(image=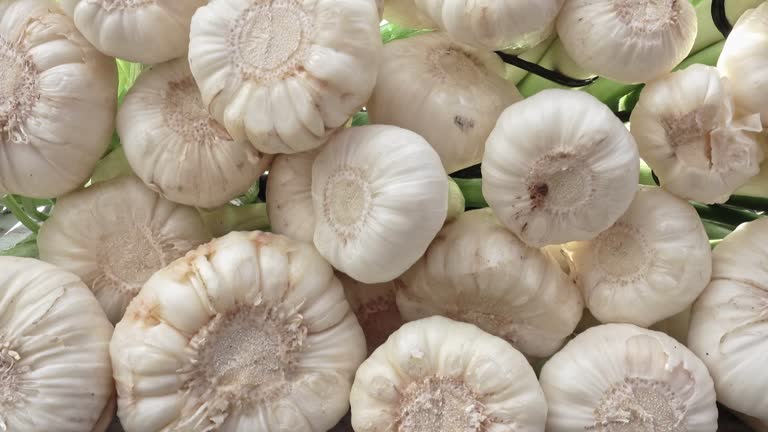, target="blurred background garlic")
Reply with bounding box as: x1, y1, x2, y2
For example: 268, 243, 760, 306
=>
266, 150, 320, 243
339, 272, 404, 354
